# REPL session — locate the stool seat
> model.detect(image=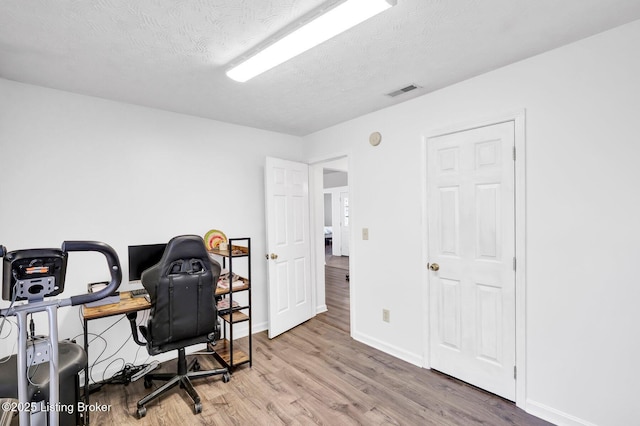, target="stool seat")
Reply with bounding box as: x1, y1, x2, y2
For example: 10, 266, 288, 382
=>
0, 340, 86, 400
